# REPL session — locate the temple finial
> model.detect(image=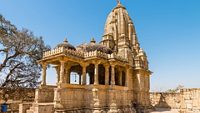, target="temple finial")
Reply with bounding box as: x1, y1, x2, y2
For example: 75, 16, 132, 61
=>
64, 38, 68, 43
117, 0, 121, 4
90, 37, 96, 43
